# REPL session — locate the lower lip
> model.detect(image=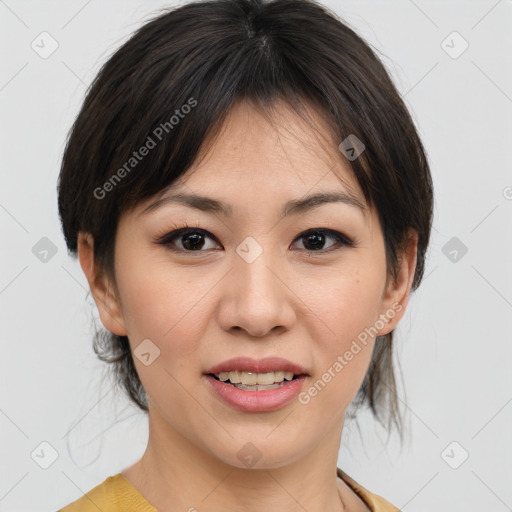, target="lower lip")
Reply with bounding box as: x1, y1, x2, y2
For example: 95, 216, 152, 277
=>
203, 374, 308, 412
